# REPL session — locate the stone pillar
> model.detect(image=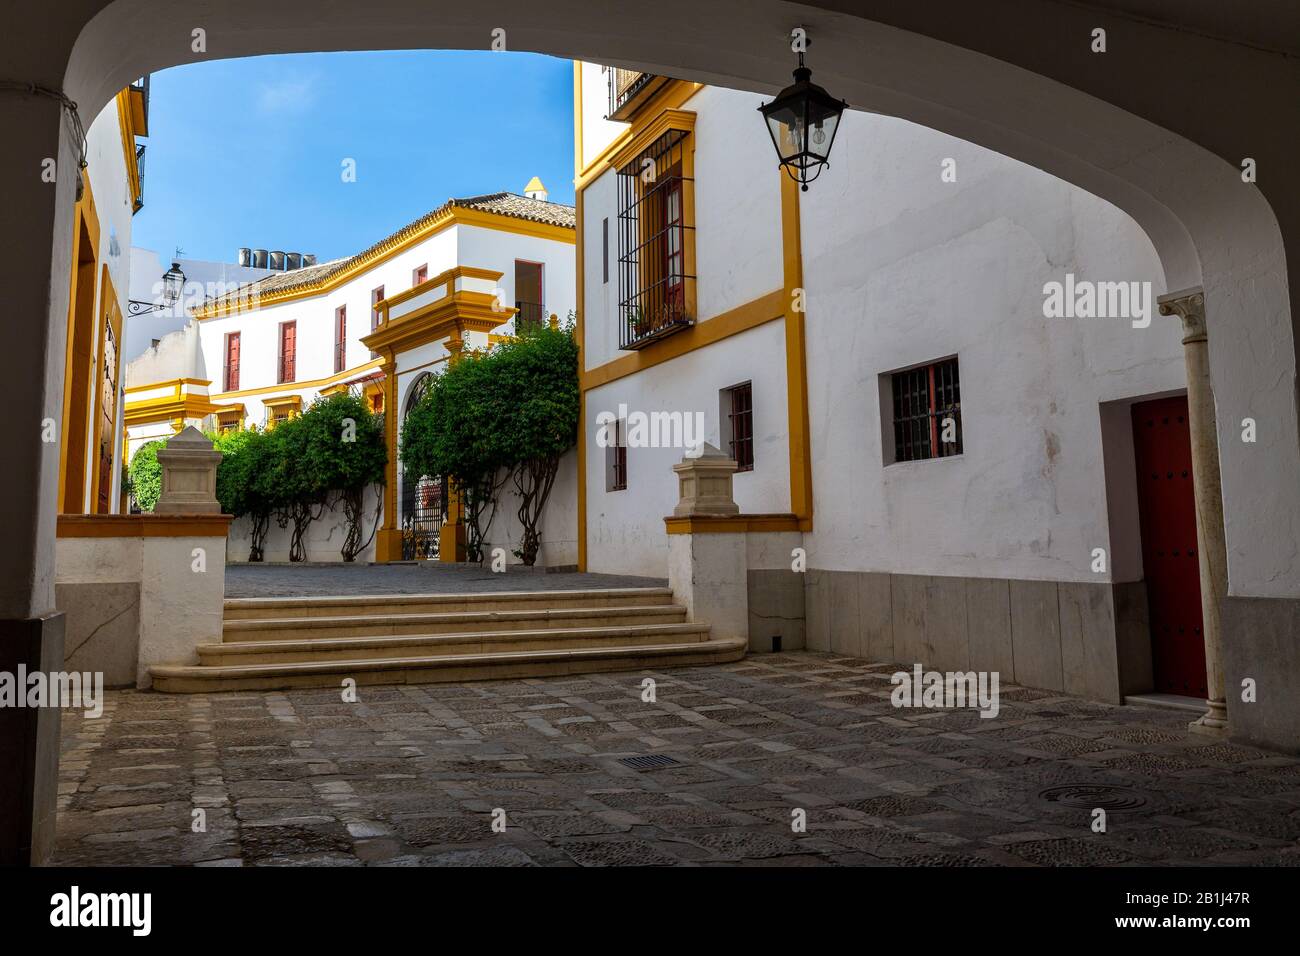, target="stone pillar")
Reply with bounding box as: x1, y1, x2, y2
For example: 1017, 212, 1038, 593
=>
154, 426, 222, 514
666, 444, 747, 641
1158, 287, 1229, 736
